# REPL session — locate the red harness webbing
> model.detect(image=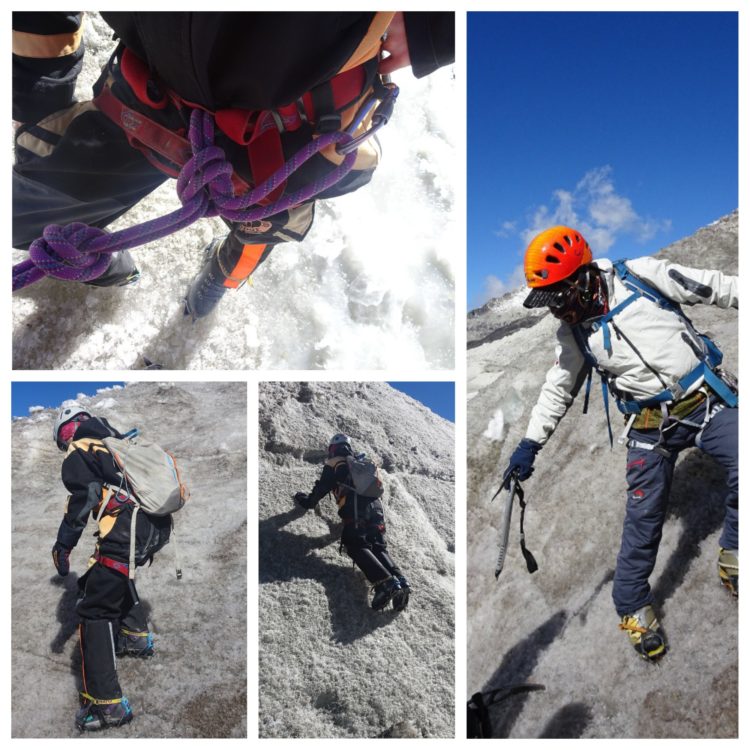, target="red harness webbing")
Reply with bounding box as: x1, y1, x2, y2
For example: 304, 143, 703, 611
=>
95, 47, 375, 202
94, 550, 129, 576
